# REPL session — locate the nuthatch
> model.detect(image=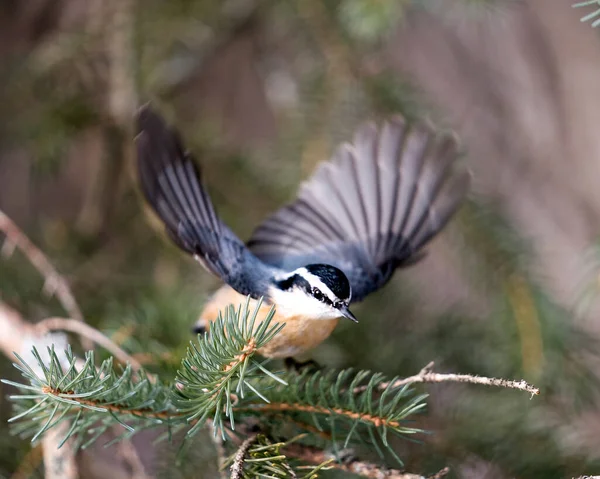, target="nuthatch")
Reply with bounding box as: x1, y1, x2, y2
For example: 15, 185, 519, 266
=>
135, 106, 468, 359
